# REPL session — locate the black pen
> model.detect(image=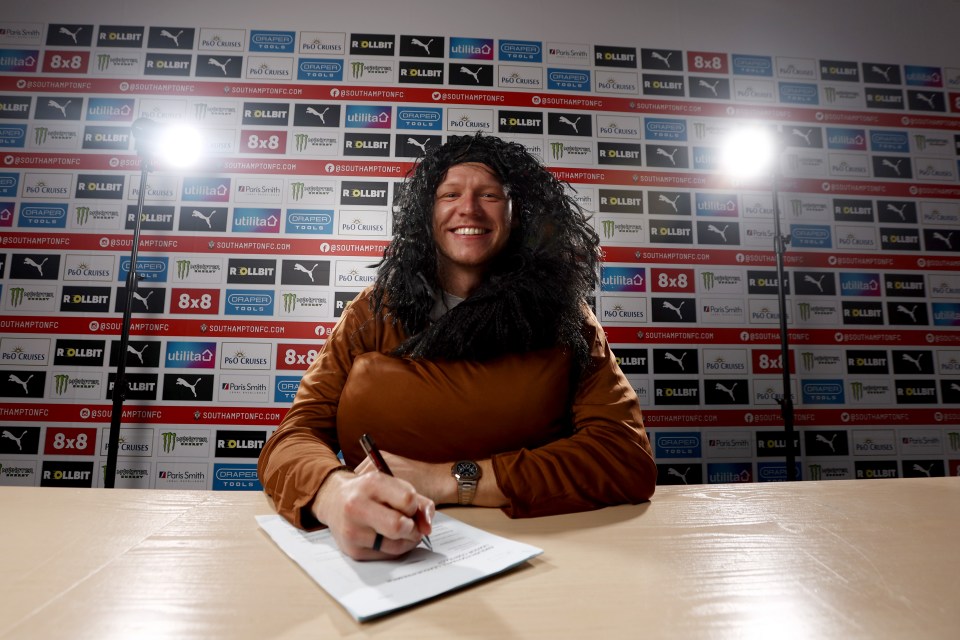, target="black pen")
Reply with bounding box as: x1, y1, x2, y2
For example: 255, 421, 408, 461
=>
359, 433, 433, 551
